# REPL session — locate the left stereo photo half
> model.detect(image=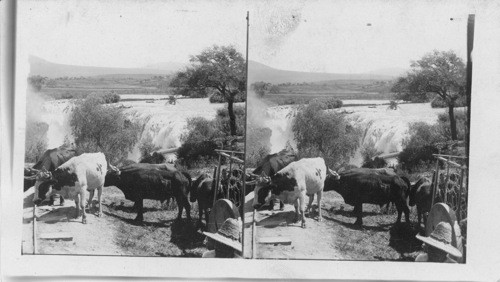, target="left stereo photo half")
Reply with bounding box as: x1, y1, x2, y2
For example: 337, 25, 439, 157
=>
20, 1, 247, 258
